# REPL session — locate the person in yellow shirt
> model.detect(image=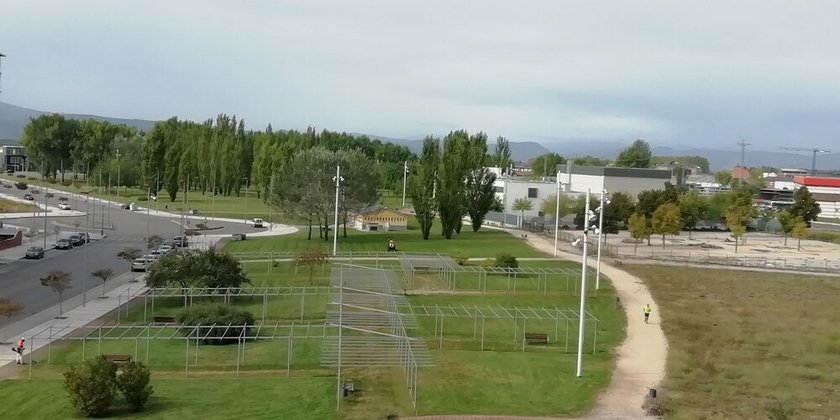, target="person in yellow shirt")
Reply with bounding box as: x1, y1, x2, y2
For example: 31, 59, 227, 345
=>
643, 304, 652, 324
